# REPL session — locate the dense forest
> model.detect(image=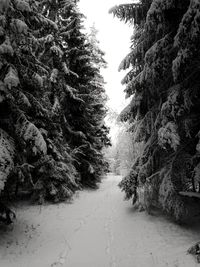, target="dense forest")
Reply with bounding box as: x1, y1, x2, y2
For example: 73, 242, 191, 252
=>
0, 0, 110, 222
110, 0, 200, 222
